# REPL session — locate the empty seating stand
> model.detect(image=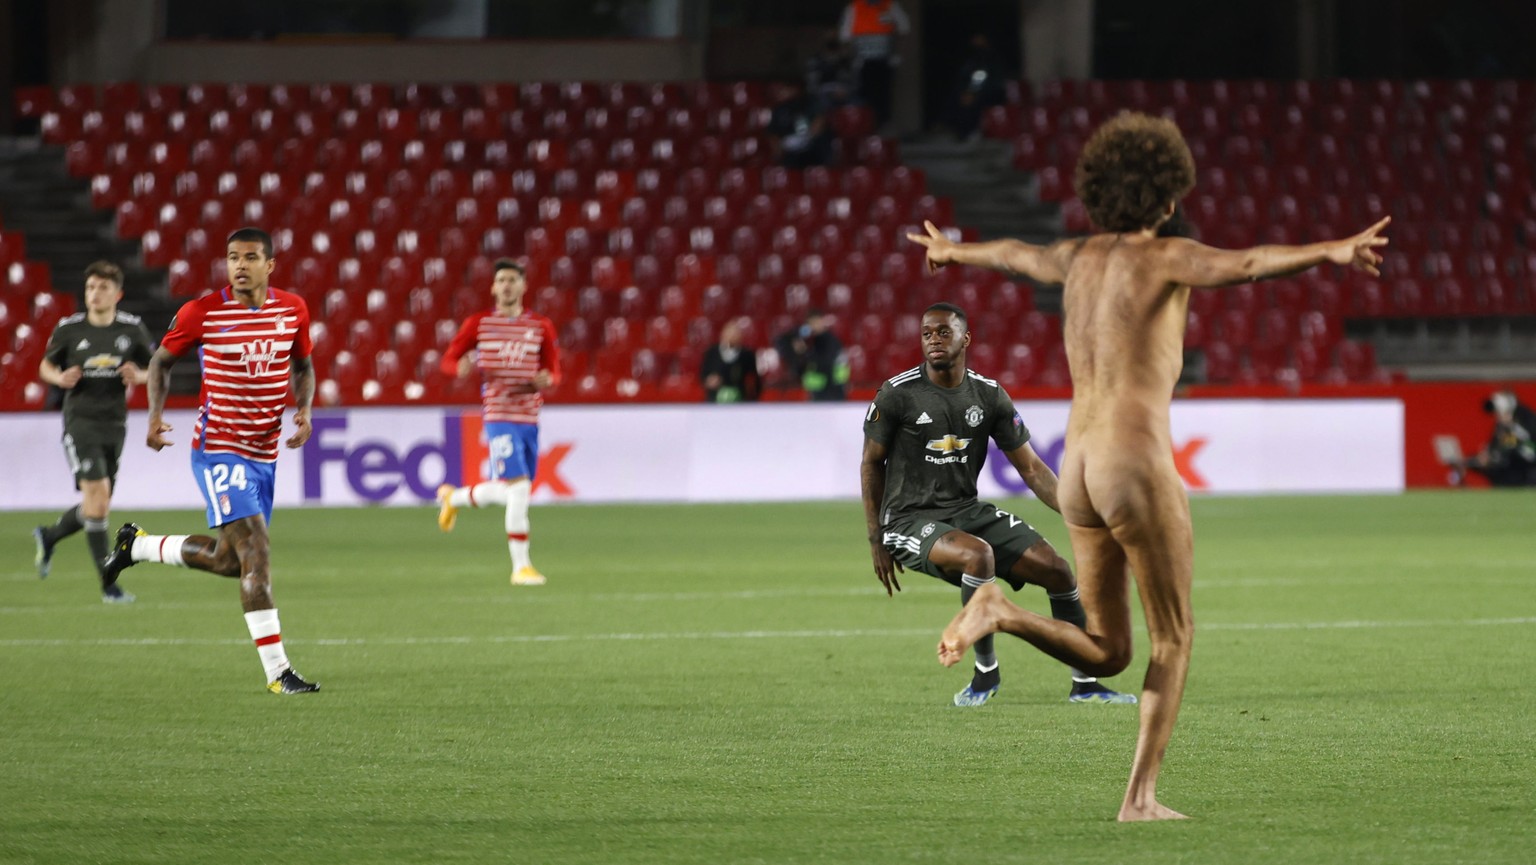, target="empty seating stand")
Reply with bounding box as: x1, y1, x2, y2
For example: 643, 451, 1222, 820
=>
984, 78, 1536, 385
9, 80, 945, 406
